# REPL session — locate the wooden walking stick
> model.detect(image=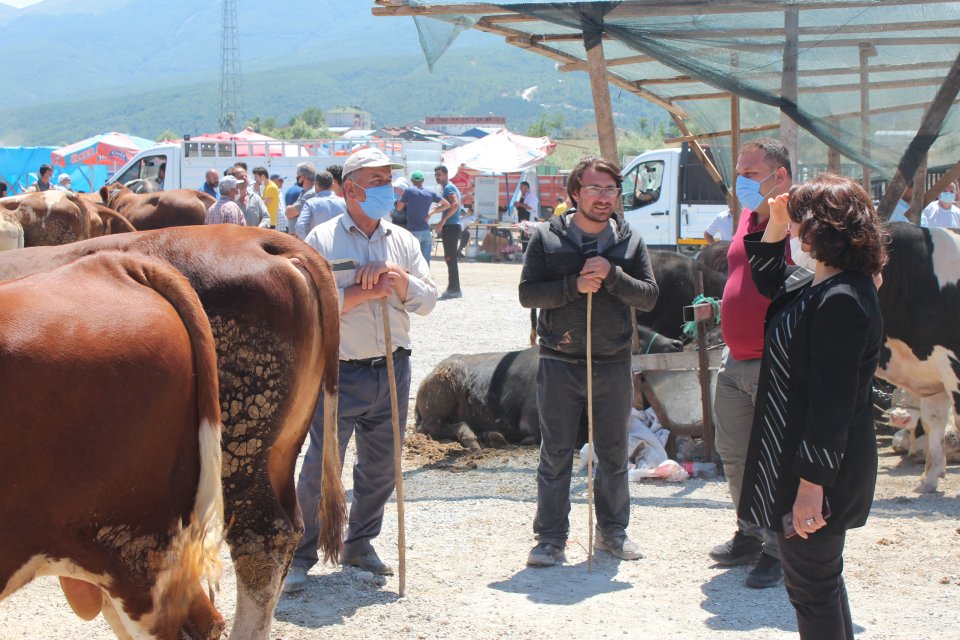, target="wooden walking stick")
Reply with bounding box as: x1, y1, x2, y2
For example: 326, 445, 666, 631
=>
586, 291, 595, 572
379, 297, 407, 596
